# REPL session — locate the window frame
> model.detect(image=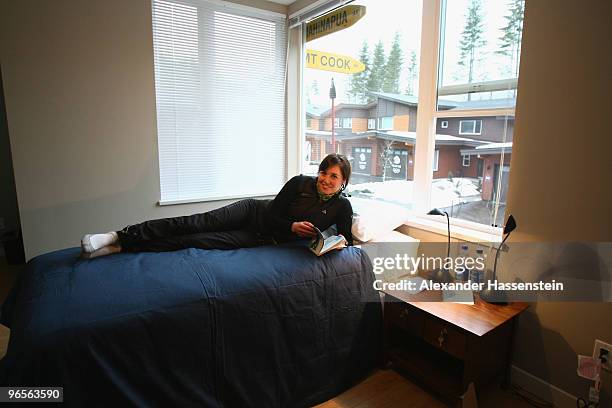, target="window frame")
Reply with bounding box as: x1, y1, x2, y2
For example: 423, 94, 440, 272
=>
367, 118, 376, 129
378, 116, 393, 130
459, 119, 483, 135
440, 120, 448, 128
432, 149, 440, 172
293, 0, 515, 236
462, 154, 470, 167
